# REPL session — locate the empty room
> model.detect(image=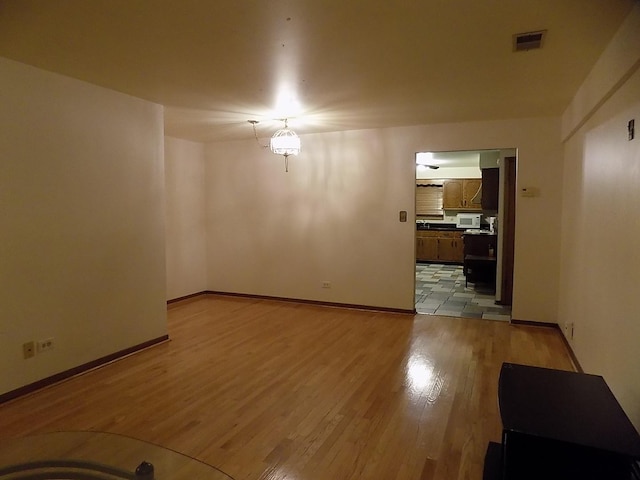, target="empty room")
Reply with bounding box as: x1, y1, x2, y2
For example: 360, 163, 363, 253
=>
1, 1, 640, 479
